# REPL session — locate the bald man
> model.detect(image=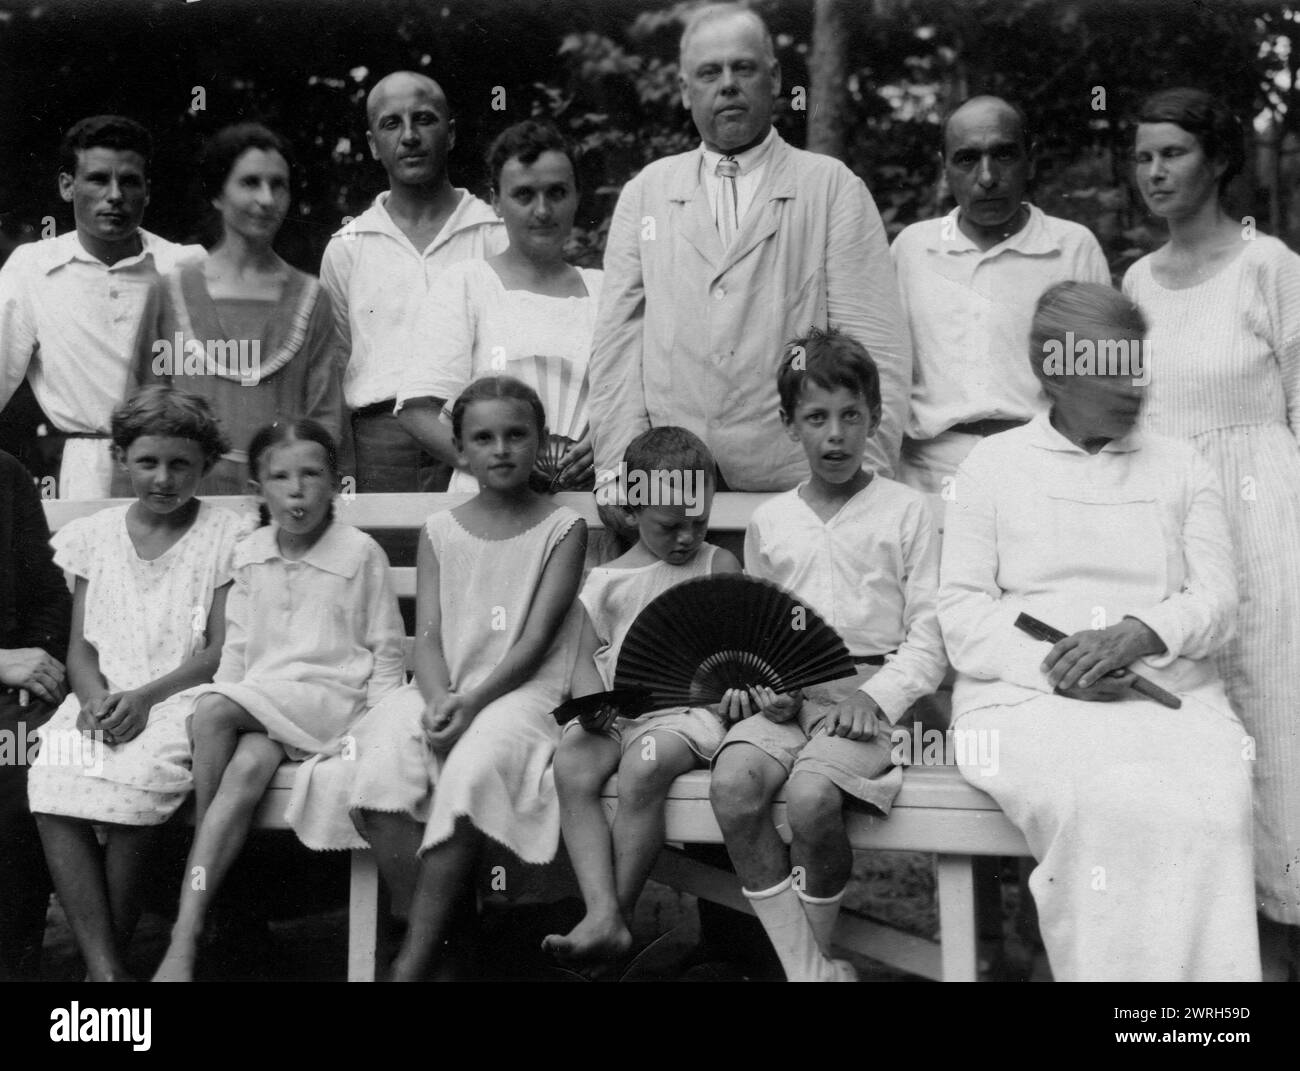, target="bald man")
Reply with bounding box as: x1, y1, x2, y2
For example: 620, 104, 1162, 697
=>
892, 95, 1110, 520
588, 3, 910, 491
321, 71, 505, 492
